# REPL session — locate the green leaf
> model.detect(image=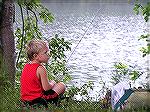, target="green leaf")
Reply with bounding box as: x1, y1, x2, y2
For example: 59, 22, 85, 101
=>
63, 74, 72, 83
114, 62, 128, 69
129, 70, 140, 81
133, 4, 140, 15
